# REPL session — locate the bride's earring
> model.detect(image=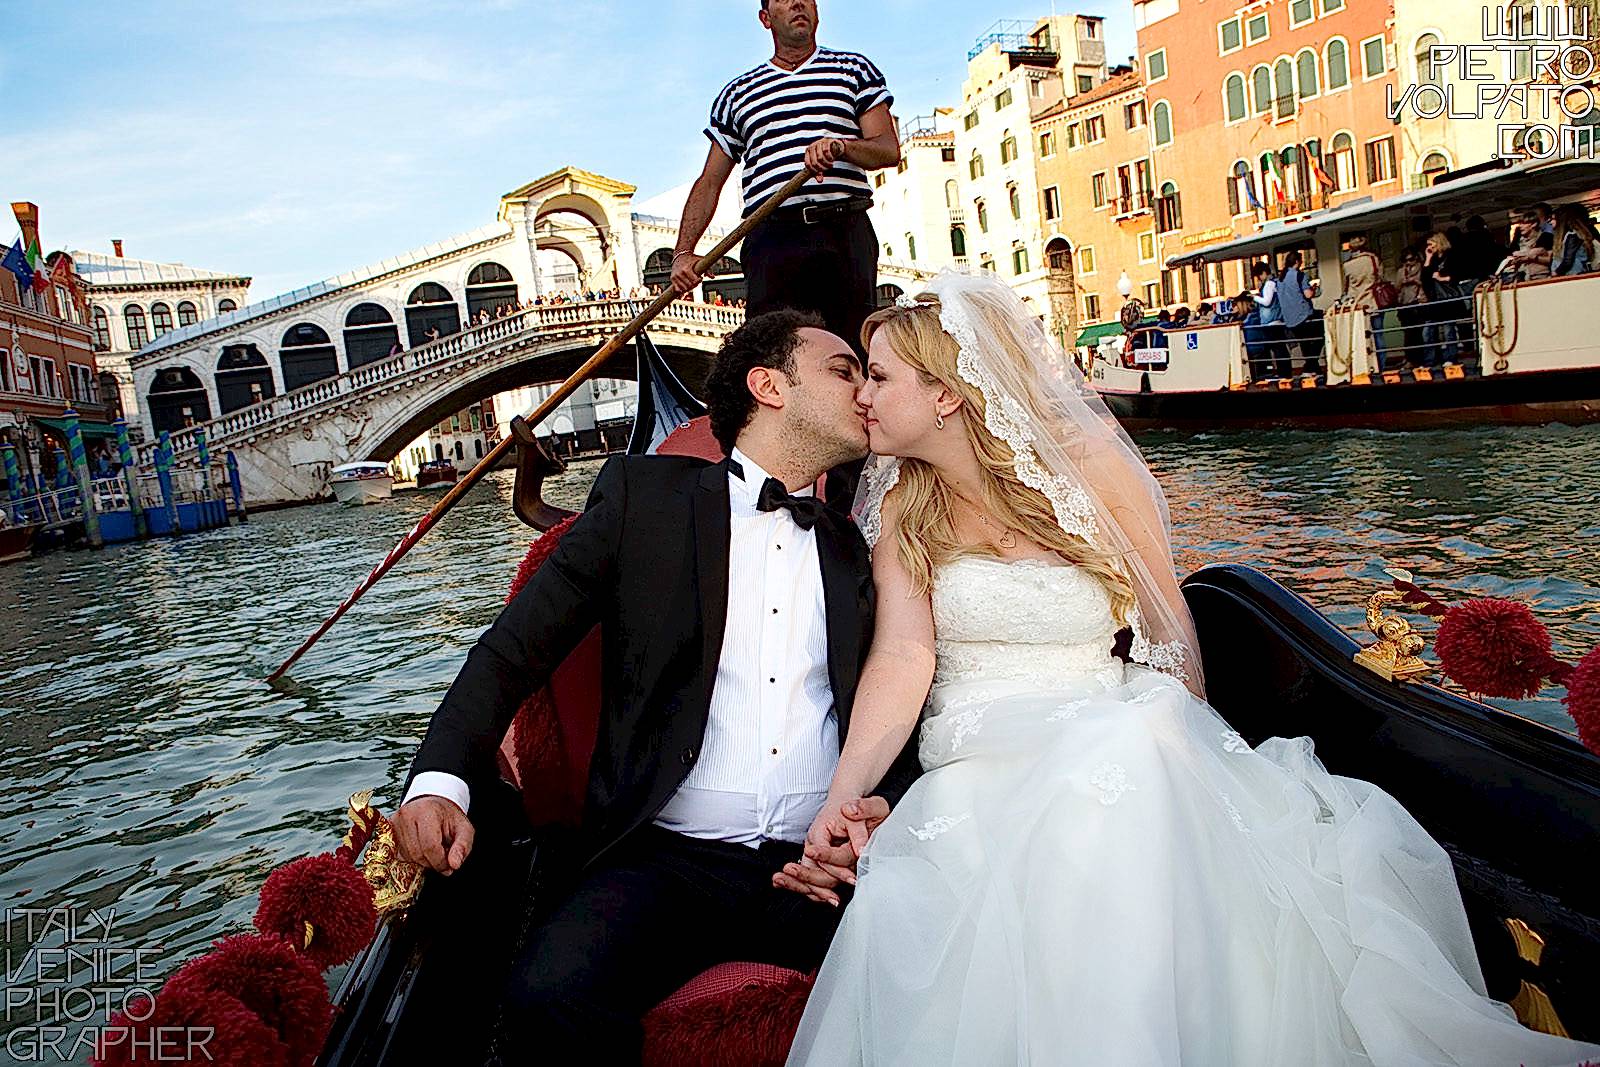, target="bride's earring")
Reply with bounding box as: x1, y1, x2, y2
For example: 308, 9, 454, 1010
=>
936, 412, 946, 430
